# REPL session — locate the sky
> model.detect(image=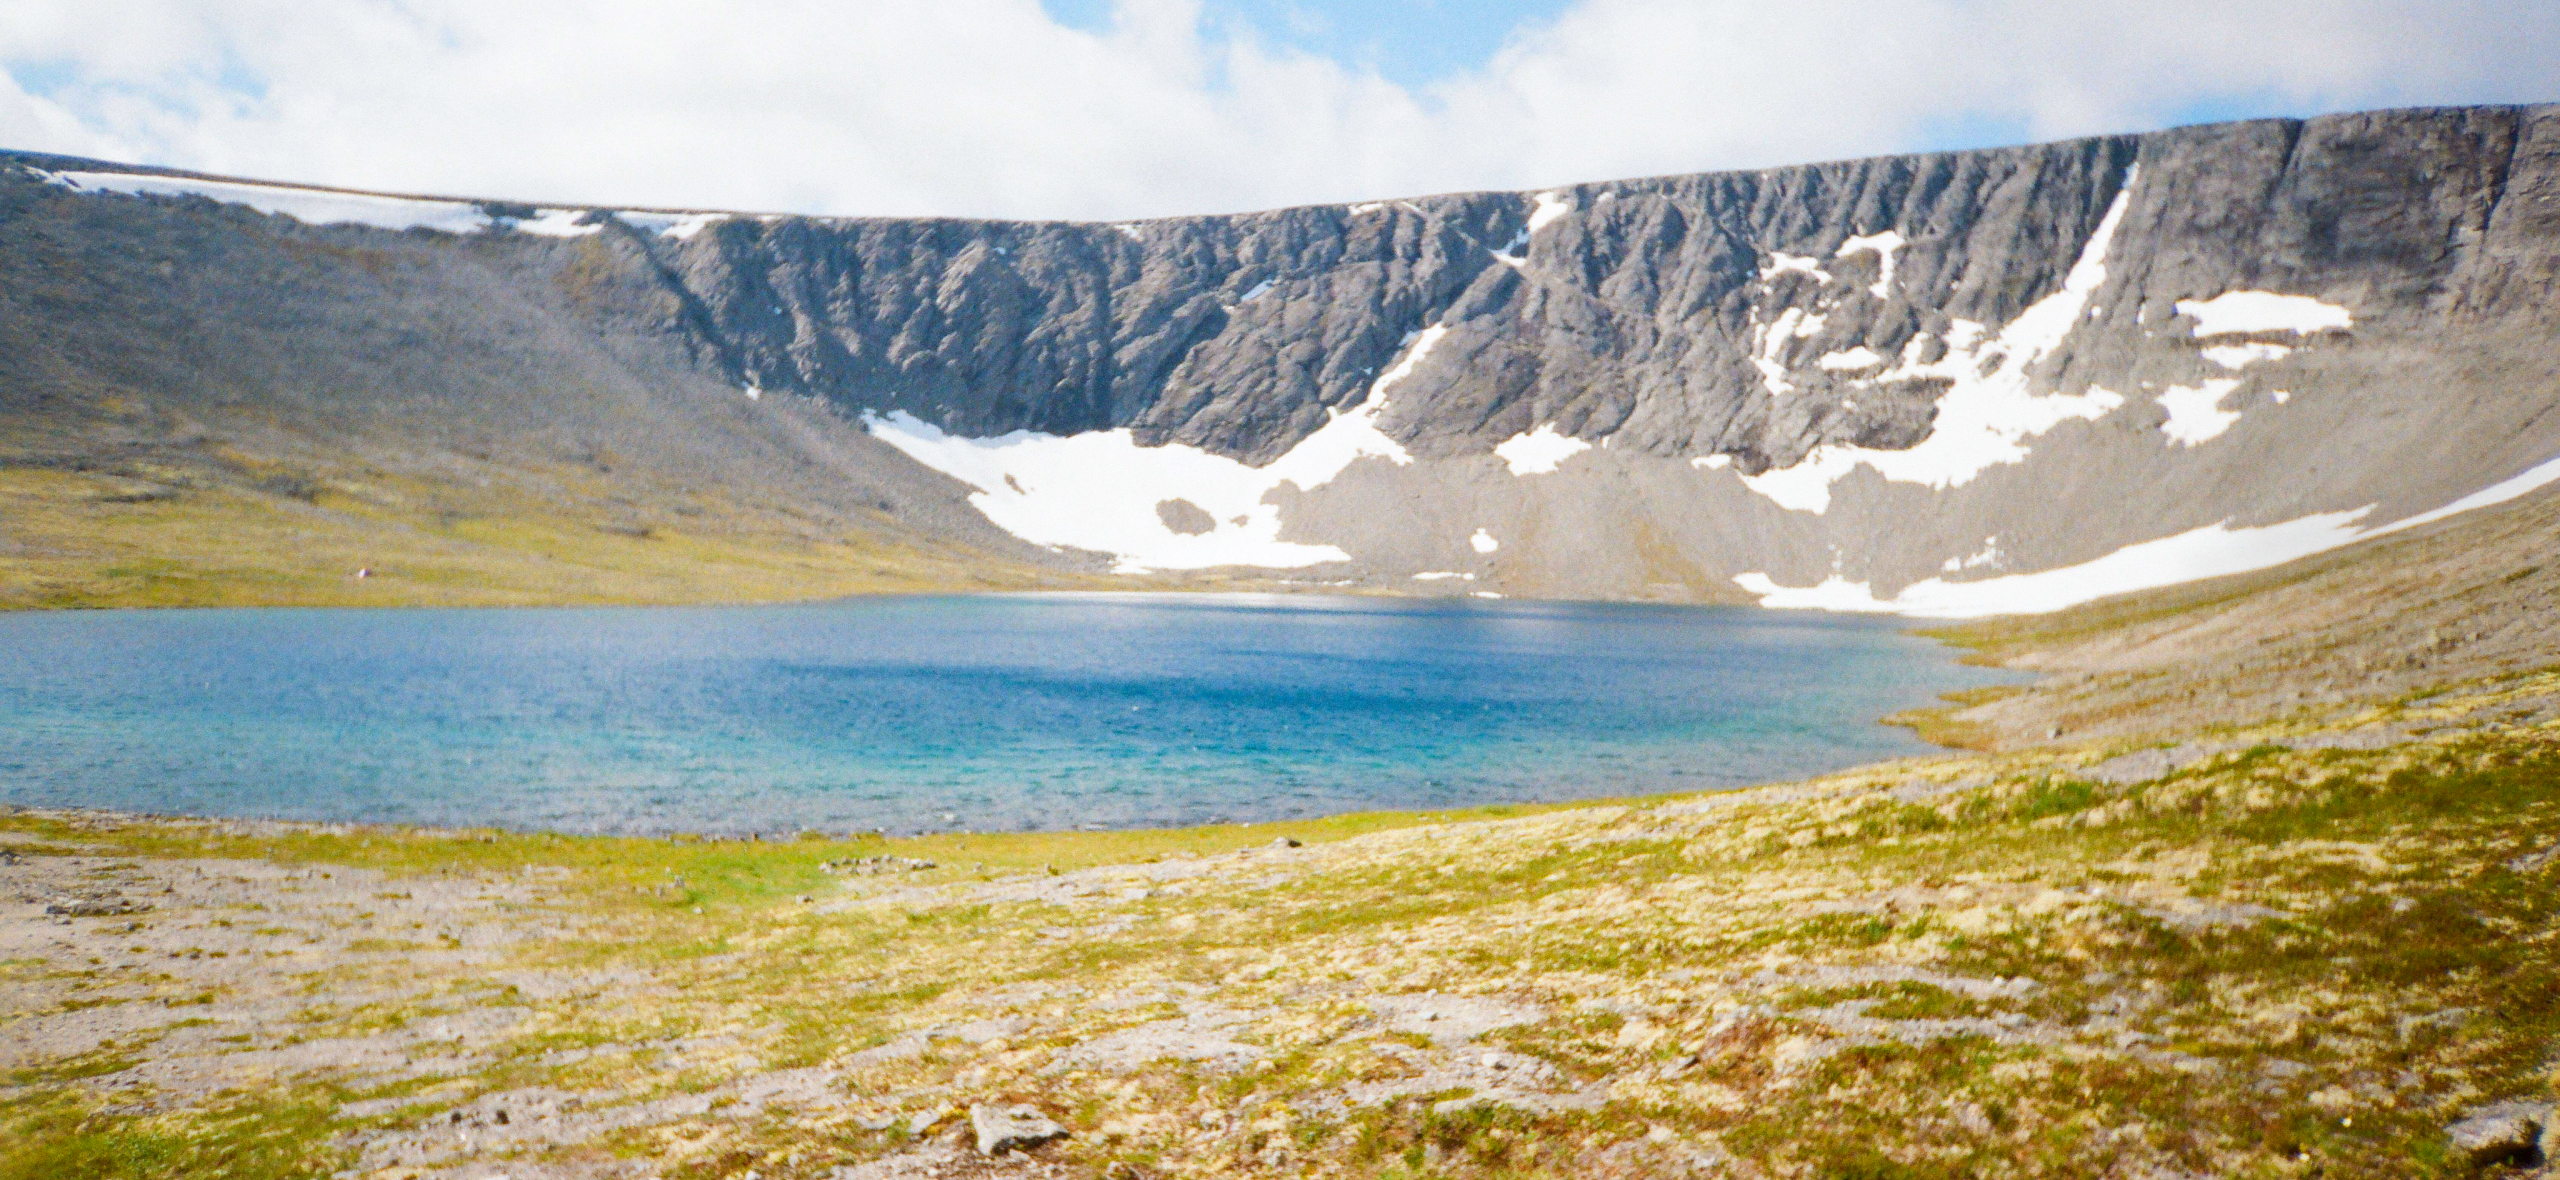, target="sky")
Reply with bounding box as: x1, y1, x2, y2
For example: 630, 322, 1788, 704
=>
2, 1, 2556, 222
